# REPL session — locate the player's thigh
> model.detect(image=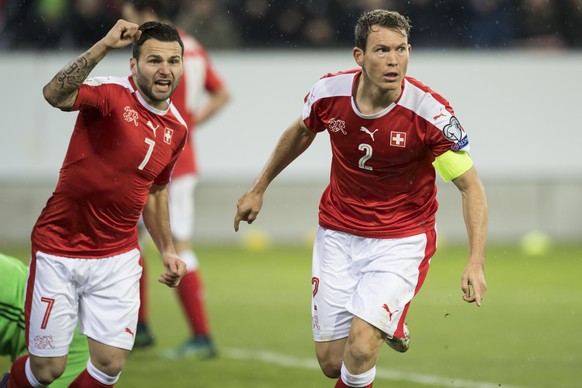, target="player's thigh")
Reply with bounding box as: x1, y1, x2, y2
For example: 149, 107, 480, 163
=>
311, 227, 358, 342
348, 230, 436, 338
168, 175, 197, 240
78, 249, 142, 351
26, 251, 79, 358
